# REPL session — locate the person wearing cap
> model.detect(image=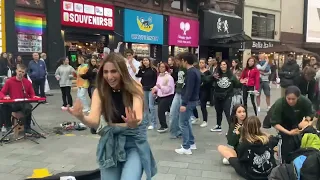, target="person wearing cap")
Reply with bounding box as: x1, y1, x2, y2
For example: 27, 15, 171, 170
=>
278, 53, 300, 97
